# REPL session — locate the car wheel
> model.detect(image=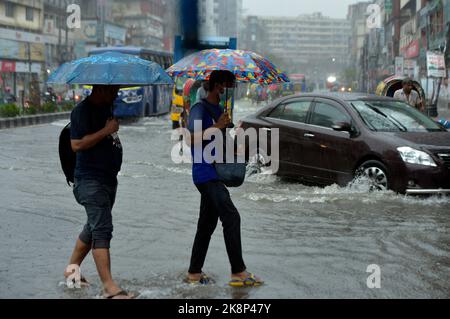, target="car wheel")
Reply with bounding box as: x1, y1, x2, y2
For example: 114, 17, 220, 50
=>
355, 160, 390, 191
